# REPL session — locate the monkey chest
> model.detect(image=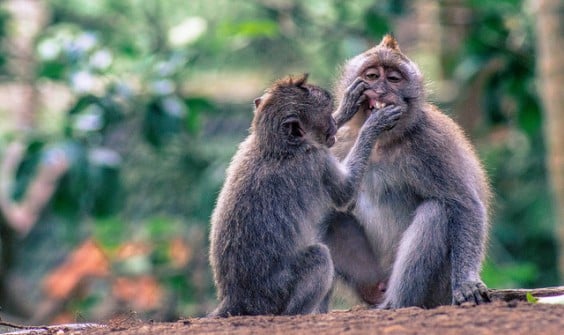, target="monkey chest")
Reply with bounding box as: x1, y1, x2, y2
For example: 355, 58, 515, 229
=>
355, 168, 420, 240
